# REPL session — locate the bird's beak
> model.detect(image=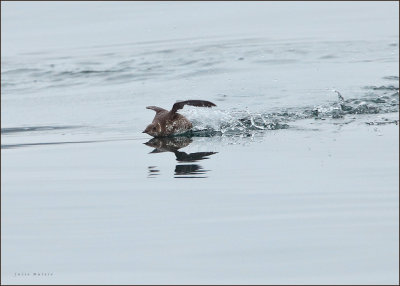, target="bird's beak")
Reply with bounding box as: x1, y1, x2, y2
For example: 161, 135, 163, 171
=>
142, 130, 146, 133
